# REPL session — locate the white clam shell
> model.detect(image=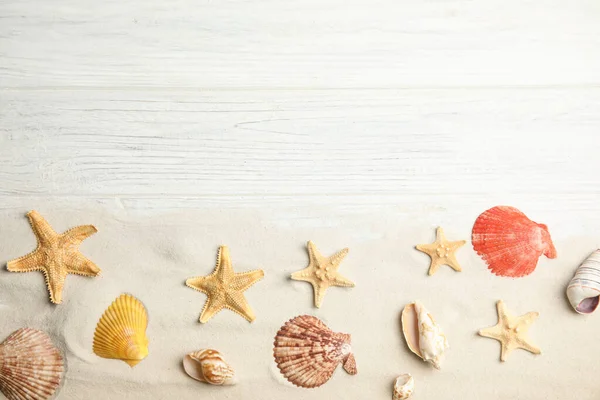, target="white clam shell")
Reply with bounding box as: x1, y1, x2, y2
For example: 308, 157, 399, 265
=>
566, 250, 600, 314
393, 373, 414, 400
401, 301, 449, 369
